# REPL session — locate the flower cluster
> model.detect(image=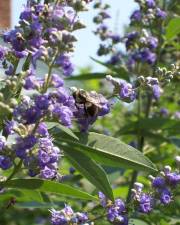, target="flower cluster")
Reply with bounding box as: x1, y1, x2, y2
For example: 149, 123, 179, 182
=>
125, 0, 167, 68
131, 0, 167, 25
0, 0, 97, 179
106, 75, 137, 103
50, 205, 91, 225
106, 64, 179, 103
0, 0, 112, 179
97, 156, 180, 224
99, 192, 128, 225
125, 29, 158, 66
2, 0, 93, 76
93, 0, 121, 64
